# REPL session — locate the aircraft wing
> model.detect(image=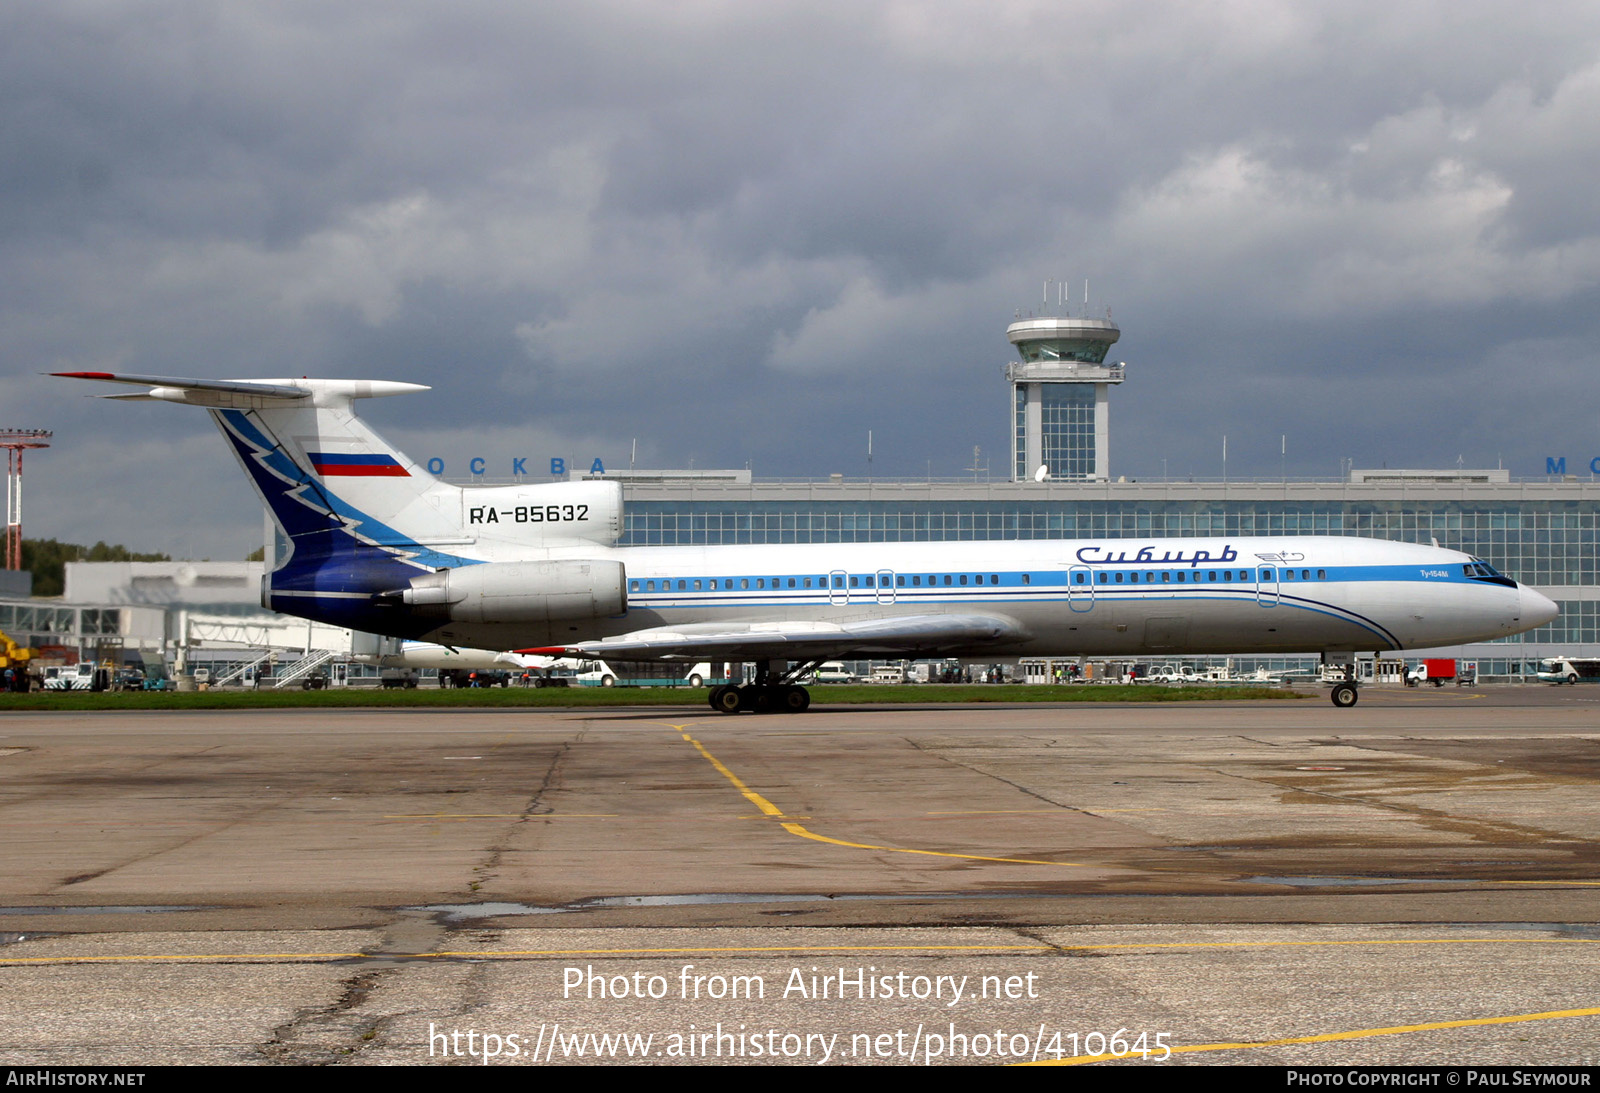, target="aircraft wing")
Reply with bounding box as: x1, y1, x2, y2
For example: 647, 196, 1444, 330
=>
519, 613, 1027, 662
